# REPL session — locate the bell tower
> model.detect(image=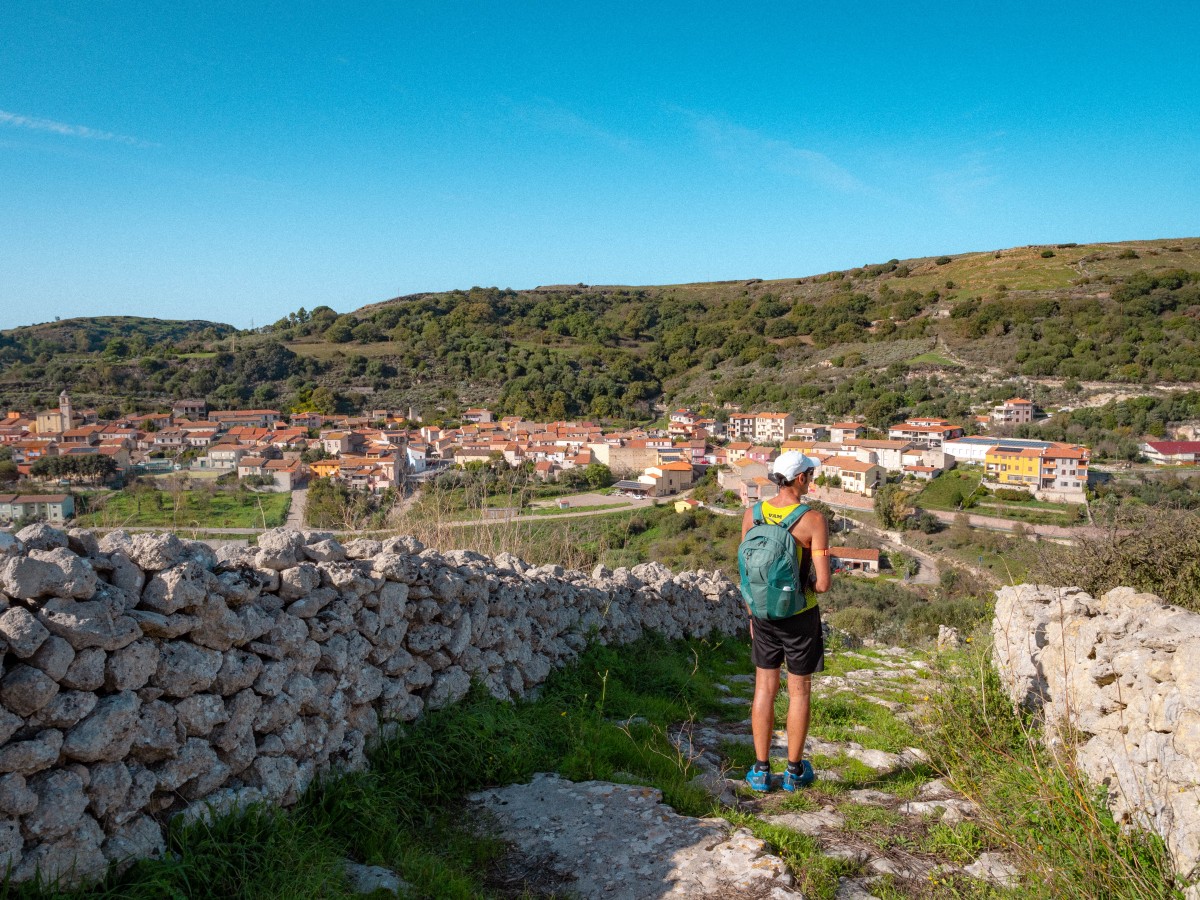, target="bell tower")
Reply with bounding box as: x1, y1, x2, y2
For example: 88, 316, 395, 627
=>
59, 390, 73, 428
